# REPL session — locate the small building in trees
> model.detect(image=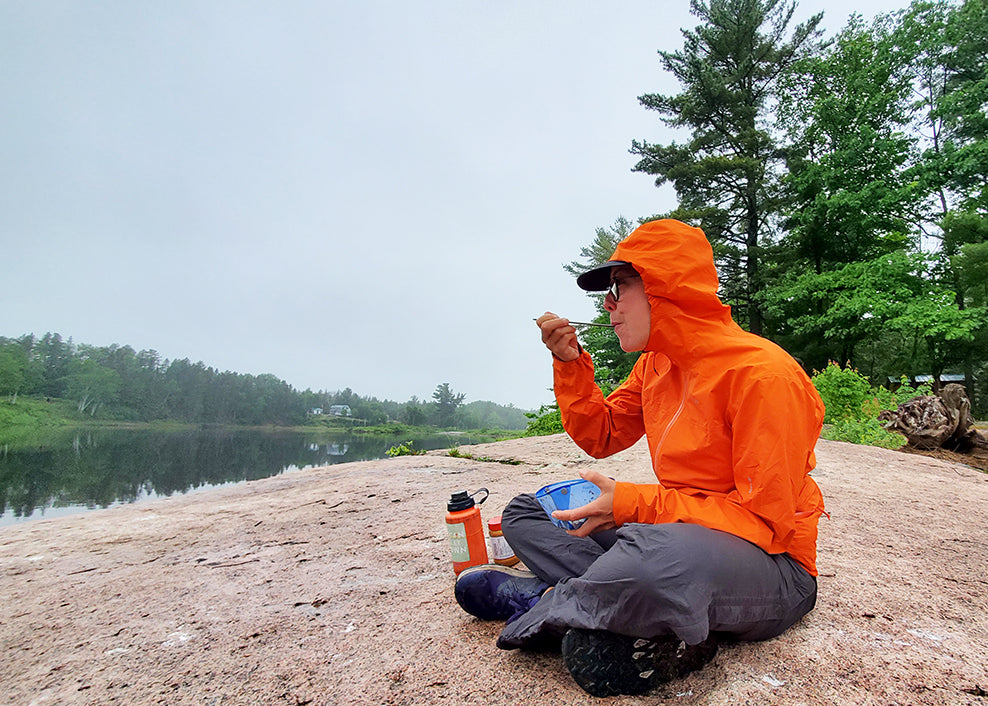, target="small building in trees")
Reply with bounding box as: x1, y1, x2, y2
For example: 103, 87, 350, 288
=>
888, 374, 967, 393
